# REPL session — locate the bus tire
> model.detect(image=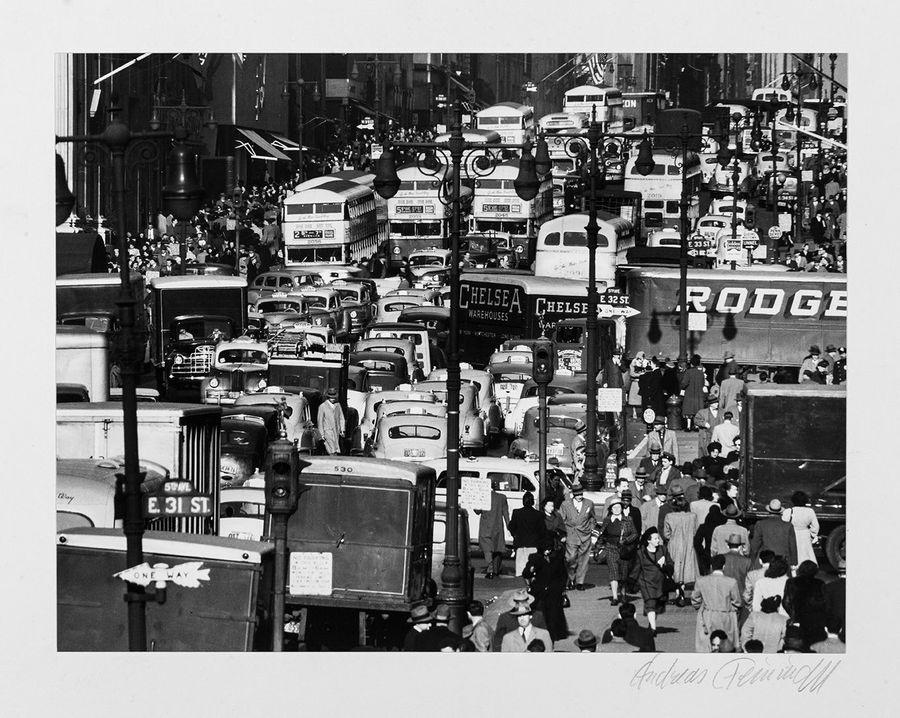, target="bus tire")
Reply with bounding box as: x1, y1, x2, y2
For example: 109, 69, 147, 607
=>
825, 525, 845, 570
